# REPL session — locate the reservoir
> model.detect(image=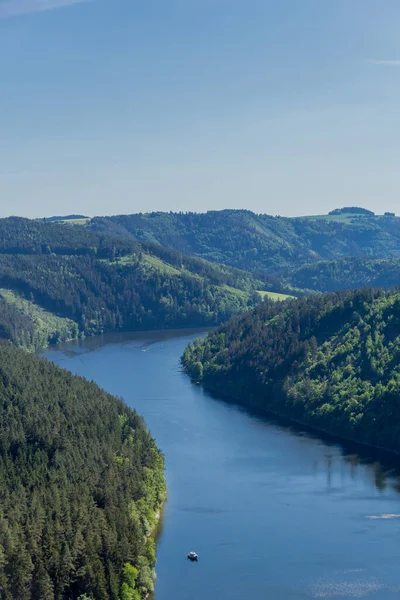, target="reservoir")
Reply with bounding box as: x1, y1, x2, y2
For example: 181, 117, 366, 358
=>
43, 329, 400, 600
